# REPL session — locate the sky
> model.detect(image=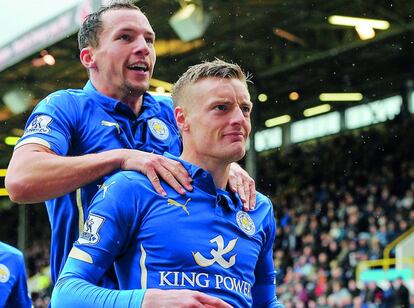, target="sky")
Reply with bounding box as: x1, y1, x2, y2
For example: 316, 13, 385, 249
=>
0, 0, 82, 47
